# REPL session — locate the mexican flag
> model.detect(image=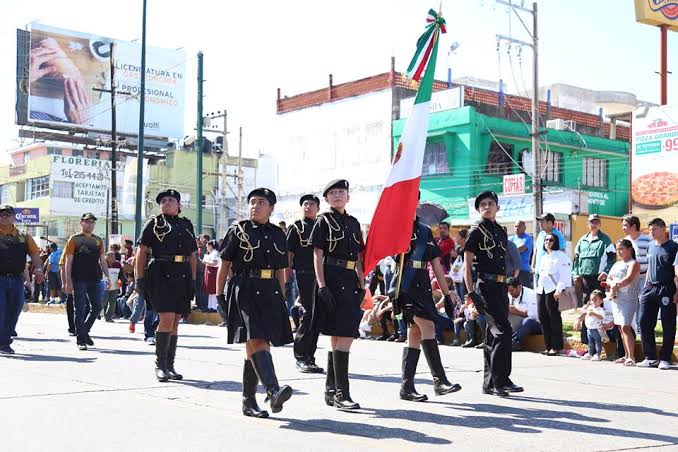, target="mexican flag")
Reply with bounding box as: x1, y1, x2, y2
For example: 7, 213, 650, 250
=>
363, 9, 445, 273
